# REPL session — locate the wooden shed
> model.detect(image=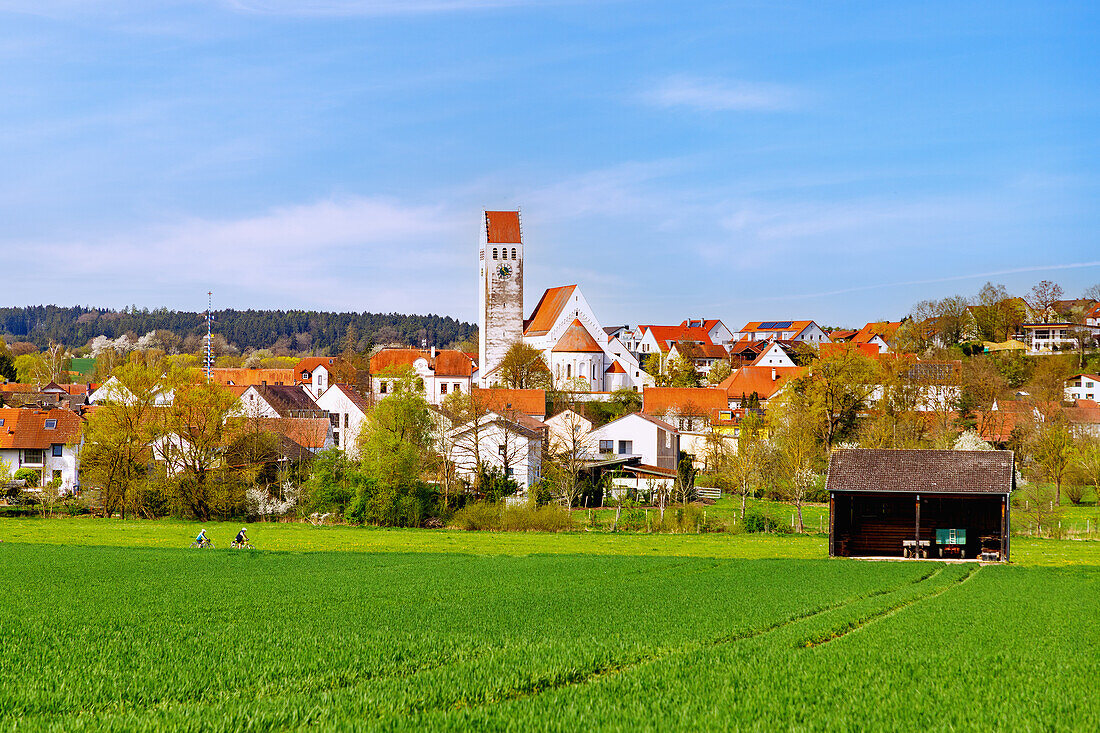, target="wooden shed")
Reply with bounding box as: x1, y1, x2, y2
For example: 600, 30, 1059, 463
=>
827, 449, 1013, 561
